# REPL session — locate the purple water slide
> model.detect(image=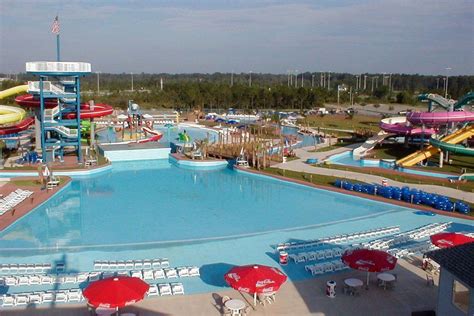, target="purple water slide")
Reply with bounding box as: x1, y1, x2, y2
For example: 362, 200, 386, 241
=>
379, 117, 437, 135
407, 111, 474, 126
